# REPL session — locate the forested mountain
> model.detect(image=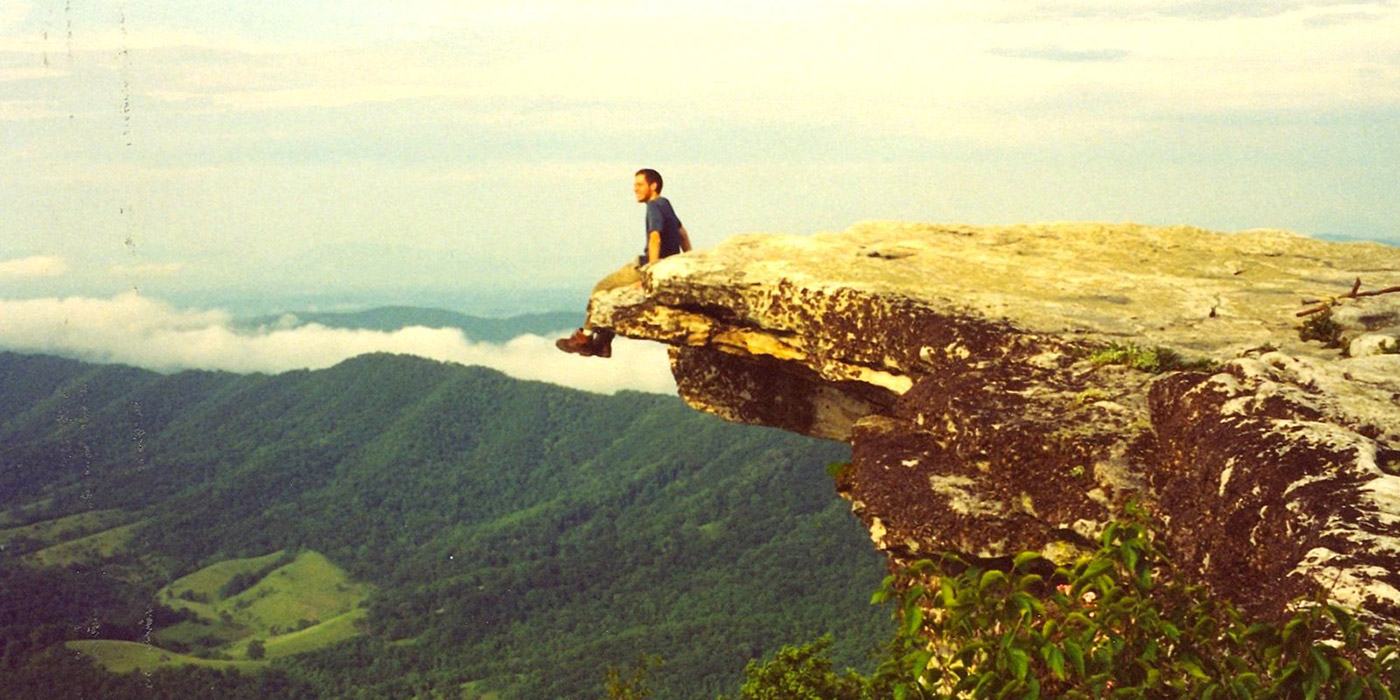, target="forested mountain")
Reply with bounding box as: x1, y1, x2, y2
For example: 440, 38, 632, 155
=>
238, 306, 579, 343
0, 351, 889, 700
